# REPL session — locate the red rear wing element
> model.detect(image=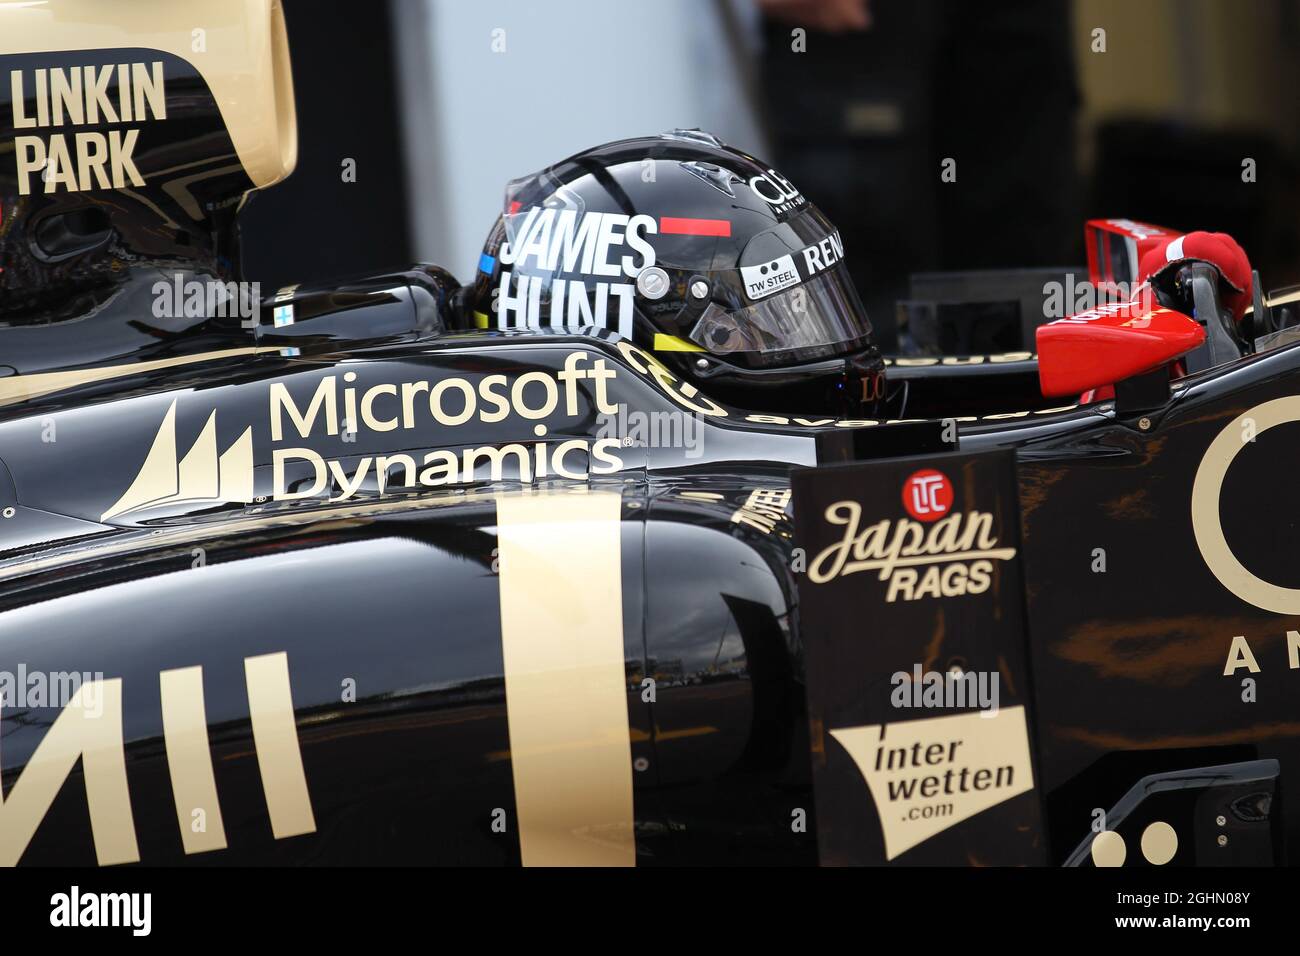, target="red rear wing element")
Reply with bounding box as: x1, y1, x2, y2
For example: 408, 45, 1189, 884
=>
1037, 299, 1205, 397
1085, 219, 1175, 287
